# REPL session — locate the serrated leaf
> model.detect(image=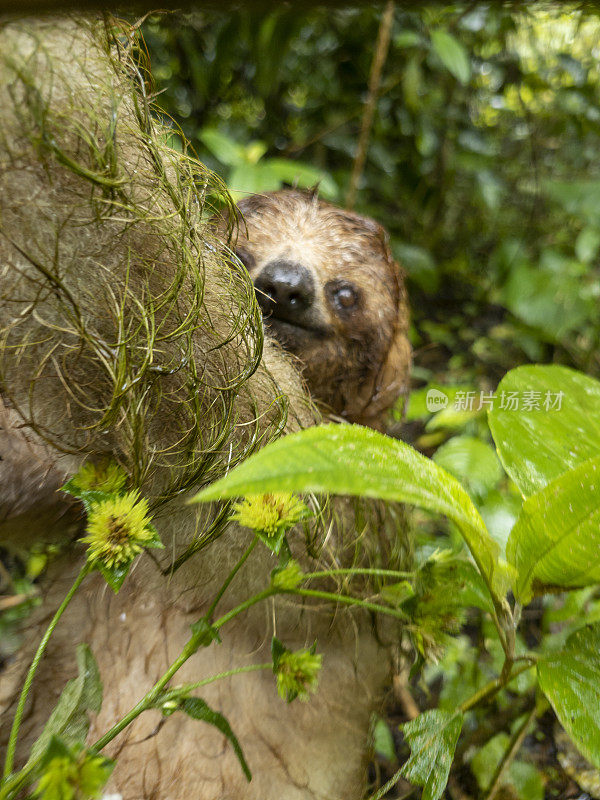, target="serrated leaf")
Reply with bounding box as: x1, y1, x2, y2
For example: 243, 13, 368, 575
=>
507, 456, 600, 603
29, 645, 102, 763
538, 623, 600, 768
489, 365, 600, 497
430, 29, 471, 85
179, 697, 251, 781
400, 709, 464, 800
192, 424, 508, 601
